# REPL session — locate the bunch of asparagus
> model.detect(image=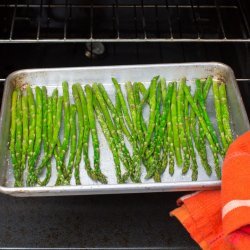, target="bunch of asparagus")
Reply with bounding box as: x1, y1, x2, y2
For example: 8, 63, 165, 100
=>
9, 76, 233, 187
